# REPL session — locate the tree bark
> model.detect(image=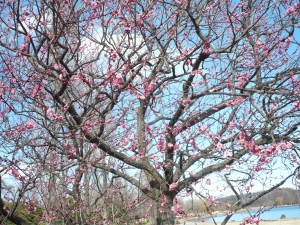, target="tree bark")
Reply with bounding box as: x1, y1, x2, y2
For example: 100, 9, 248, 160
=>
154, 194, 175, 225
